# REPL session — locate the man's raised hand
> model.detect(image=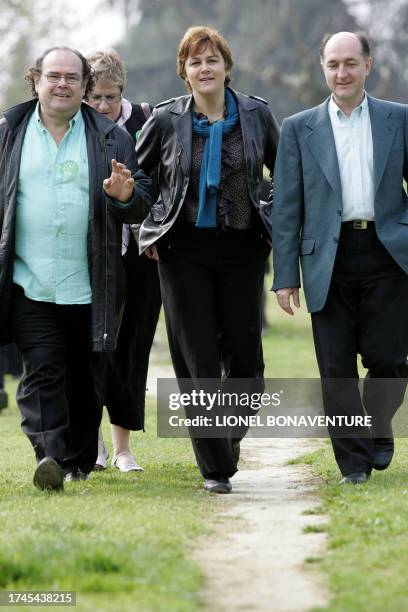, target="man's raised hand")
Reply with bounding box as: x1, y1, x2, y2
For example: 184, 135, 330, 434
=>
103, 159, 134, 202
